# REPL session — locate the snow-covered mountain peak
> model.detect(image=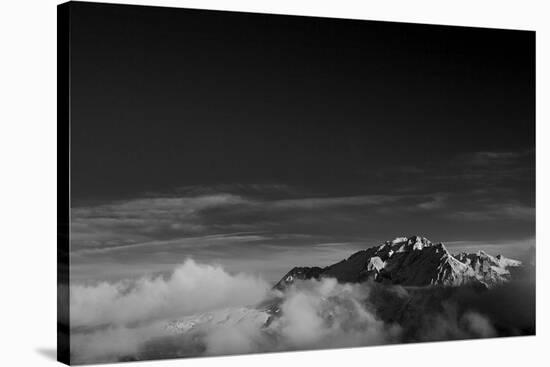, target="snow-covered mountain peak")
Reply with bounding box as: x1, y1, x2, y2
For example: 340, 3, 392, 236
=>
275, 236, 522, 290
